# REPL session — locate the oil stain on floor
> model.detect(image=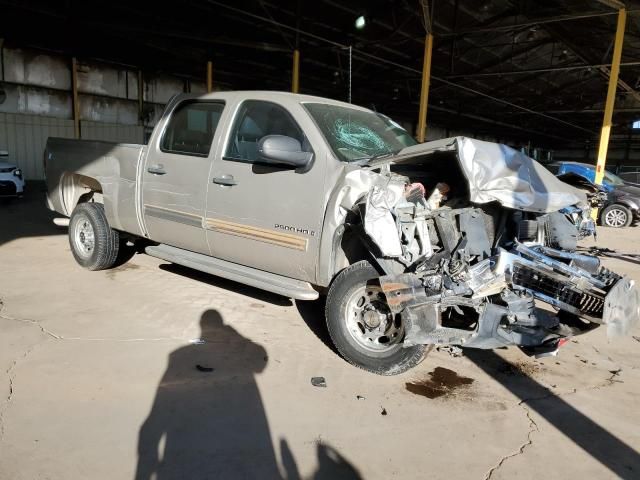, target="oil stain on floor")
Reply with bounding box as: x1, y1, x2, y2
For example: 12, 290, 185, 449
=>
406, 367, 474, 399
